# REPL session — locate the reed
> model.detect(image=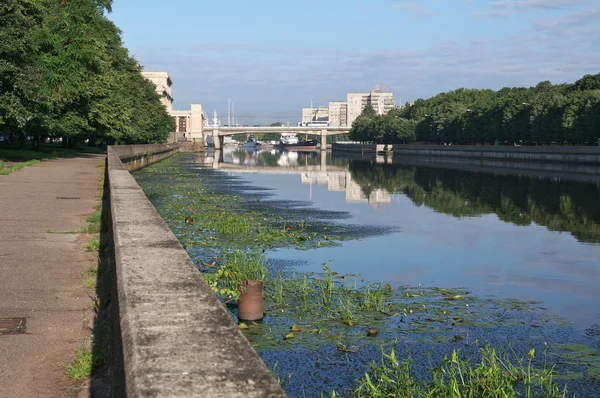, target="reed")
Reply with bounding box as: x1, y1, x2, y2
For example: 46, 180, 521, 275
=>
355, 344, 567, 398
